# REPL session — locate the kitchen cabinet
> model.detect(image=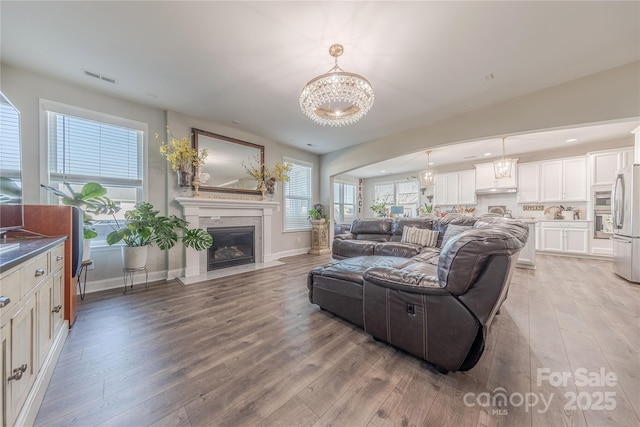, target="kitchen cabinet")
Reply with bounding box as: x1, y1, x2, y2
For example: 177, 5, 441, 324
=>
475, 160, 518, 192
516, 221, 536, 269
517, 163, 540, 203
590, 147, 635, 187
1, 238, 68, 427
540, 157, 587, 202
435, 170, 476, 206
538, 221, 589, 255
